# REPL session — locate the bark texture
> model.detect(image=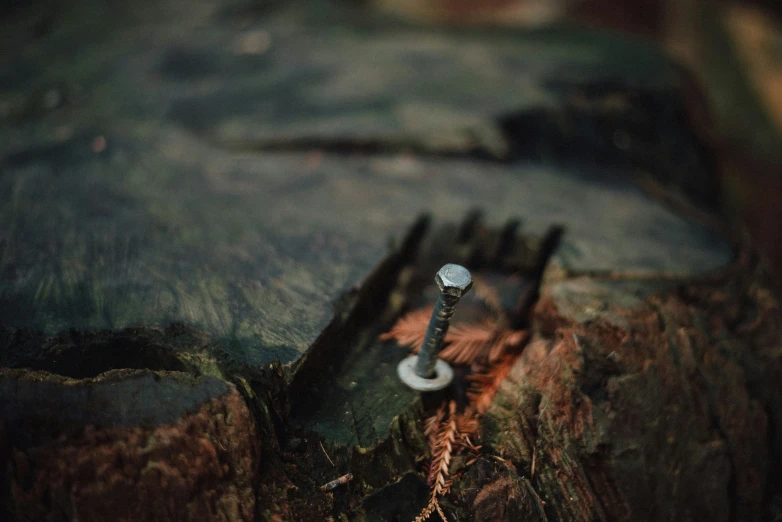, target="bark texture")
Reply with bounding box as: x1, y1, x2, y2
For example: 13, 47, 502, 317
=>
465, 251, 781, 522
1, 371, 259, 522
